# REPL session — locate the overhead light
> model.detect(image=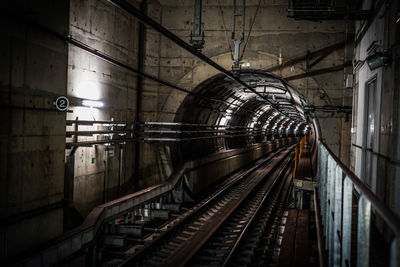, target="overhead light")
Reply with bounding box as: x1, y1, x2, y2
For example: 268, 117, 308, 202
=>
82, 99, 104, 108
241, 62, 251, 67
366, 52, 390, 70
